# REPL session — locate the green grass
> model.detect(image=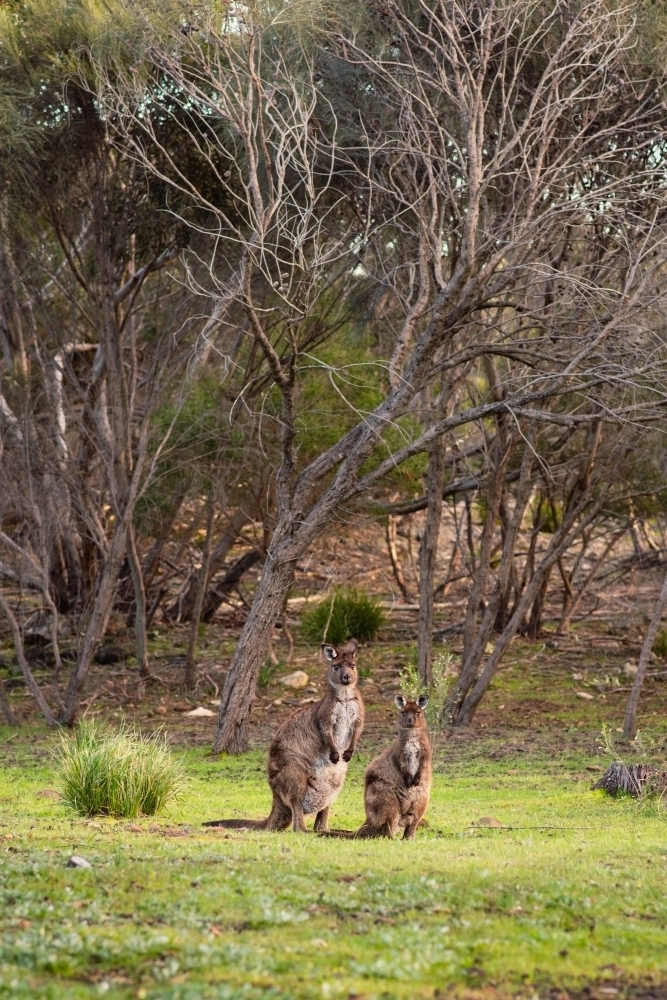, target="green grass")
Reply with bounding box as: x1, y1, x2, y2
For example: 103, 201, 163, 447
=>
56, 722, 187, 818
1, 733, 666, 999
